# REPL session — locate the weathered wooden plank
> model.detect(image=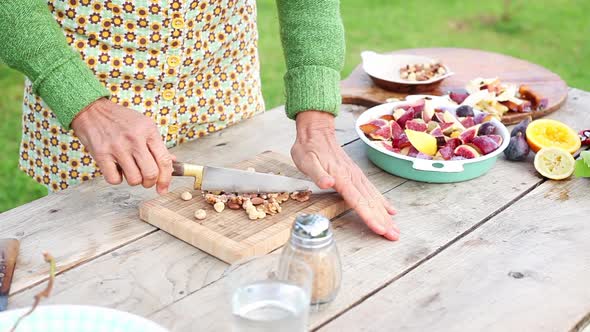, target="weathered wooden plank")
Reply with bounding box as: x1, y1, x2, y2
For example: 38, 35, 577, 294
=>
8, 138, 406, 313
321, 175, 590, 332
0, 106, 359, 294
